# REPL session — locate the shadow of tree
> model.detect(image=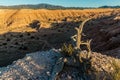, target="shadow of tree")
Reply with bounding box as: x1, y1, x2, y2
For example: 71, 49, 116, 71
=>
0, 21, 80, 67
1, 17, 119, 67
